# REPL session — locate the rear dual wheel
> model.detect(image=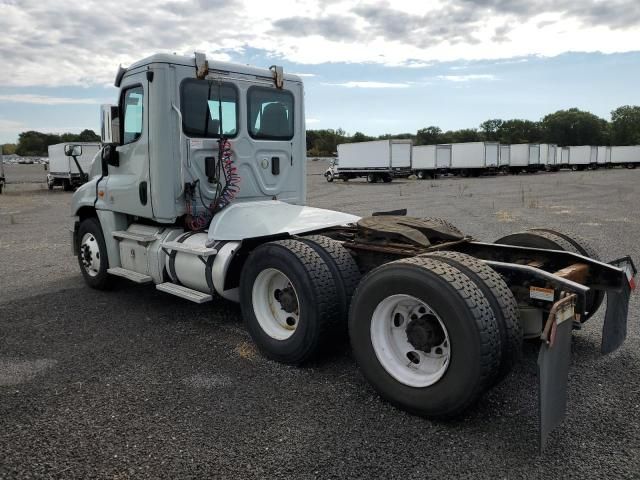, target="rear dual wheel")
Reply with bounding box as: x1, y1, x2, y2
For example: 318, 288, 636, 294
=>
349, 256, 501, 418
240, 238, 359, 365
